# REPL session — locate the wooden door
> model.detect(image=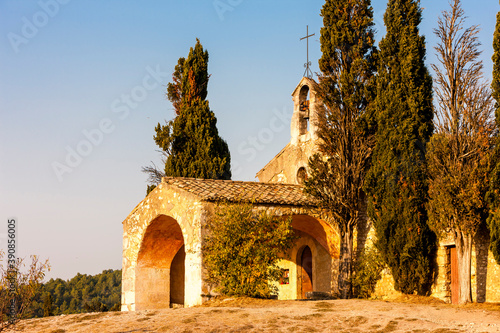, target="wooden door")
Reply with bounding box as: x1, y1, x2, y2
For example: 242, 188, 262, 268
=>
450, 246, 459, 305
301, 246, 313, 298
